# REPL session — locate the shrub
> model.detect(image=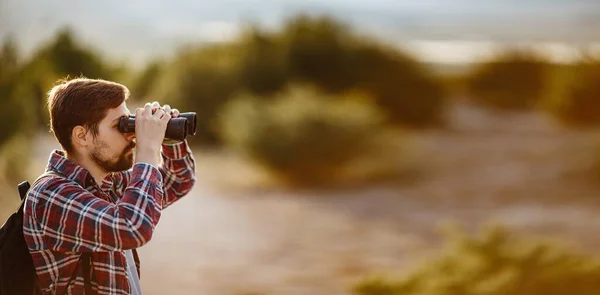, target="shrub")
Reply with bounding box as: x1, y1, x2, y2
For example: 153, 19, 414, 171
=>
0, 79, 24, 147
11, 27, 122, 128
150, 45, 242, 145
149, 15, 448, 147
0, 134, 33, 186
131, 61, 164, 101
237, 28, 289, 96
281, 16, 447, 128
217, 84, 409, 187
281, 14, 357, 93
547, 61, 600, 127
349, 44, 447, 128
354, 223, 600, 295
467, 50, 550, 111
